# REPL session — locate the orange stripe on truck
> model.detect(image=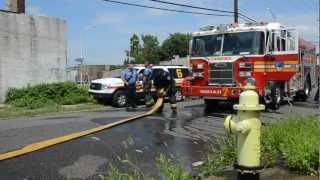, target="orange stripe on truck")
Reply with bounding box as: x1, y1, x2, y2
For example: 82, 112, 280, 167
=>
254, 61, 299, 65
254, 68, 298, 73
